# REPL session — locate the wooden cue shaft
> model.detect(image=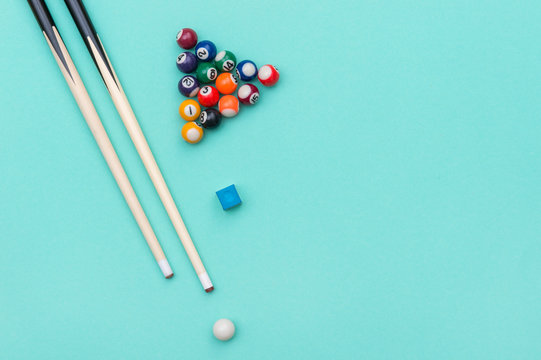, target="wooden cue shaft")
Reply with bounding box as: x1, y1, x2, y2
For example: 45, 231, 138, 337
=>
64, 0, 214, 292
28, 0, 173, 279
